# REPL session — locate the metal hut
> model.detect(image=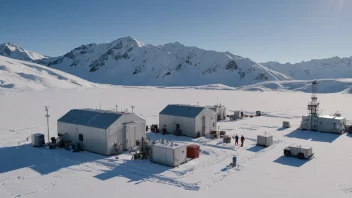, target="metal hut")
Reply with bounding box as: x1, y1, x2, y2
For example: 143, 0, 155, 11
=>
57, 109, 146, 155
159, 104, 217, 138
